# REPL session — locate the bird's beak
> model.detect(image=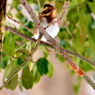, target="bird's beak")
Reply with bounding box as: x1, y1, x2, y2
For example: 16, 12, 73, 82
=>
52, 8, 56, 17
53, 8, 57, 11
